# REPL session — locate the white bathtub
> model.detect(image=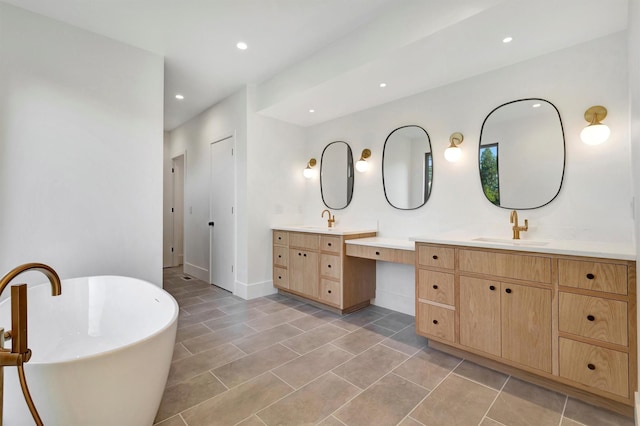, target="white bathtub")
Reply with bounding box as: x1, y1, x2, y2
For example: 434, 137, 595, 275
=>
0, 276, 178, 426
